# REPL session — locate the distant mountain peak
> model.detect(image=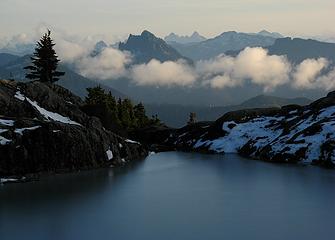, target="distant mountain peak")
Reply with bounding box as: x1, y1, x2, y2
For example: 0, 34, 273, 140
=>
95, 40, 108, 48
259, 30, 271, 34
164, 31, 206, 44
257, 30, 284, 38
170, 30, 282, 60
119, 31, 191, 64
141, 30, 156, 38
217, 31, 237, 37
90, 40, 108, 57
191, 31, 201, 37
